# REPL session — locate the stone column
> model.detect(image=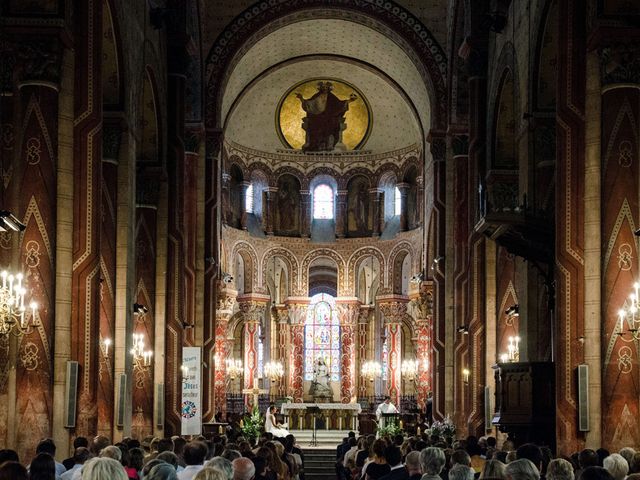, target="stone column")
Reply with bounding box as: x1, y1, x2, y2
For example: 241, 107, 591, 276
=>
264, 187, 277, 235
207, 285, 236, 420
273, 304, 289, 396
336, 300, 359, 403
416, 176, 424, 228
99, 118, 122, 438
377, 297, 409, 406
286, 300, 309, 402
369, 189, 382, 236
336, 190, 348, 238
300, 190, 311, 237
555, 0, 586, 455
239, 181, 250, 231
12, 37, 62, 459
410, 282, 434, 409
357, 306, 372, 398
221, 173, 231, 226
396, 183, 409, 231
238, 294, 269, 406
